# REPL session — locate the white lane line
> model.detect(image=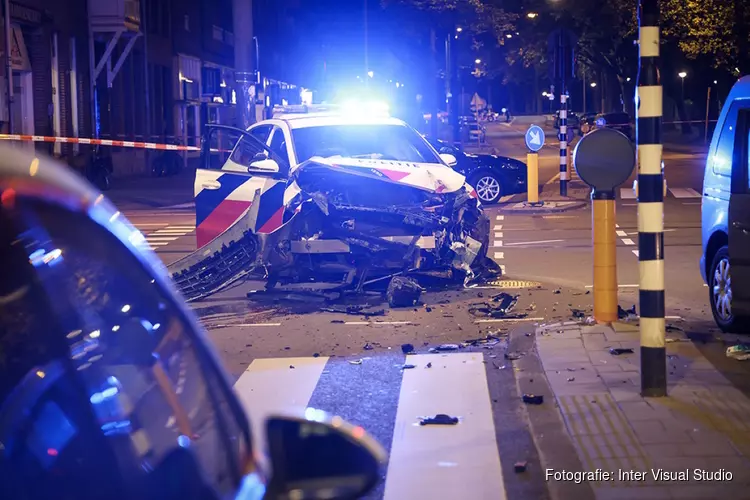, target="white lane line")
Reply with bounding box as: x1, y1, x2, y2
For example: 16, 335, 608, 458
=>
669, 188, 702, 199
616, 230, 628, 237
342, 321, 413, 326
499, 195, 515, 203
500, 264, 506, 274
383, 353, 507, 500
503, 239, 564, 246
234, 357, 328, 470
495, 215, 505, 221
494, 232, 503, 238
621, 238, 635, 245
146, 237, 179, 242
475, 317, 544, 323
620, 187, 637, 199
132, 223, 169, 227
665, 316, 683, 320
493, 240, 503, 247
233, 322, 282, 327
585, 284, 639, 288
545, 172, 561, 185
165, 225, 197, 229
493, 252, 505, 259
151, 229, 194, 234
495, 224, 503, 230
632, 250, 639, 257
